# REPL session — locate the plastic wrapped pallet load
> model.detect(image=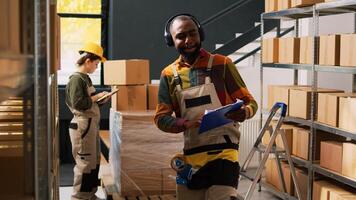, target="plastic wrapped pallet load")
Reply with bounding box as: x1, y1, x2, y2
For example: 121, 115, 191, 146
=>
109, 109, 184, 197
